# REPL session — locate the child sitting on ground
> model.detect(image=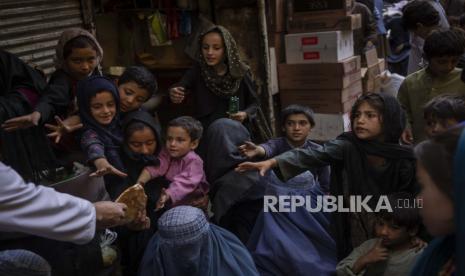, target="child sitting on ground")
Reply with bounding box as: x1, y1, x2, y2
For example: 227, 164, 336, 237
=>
423, 94, 465, 137
336, 192, 424, 276
137, 116, 209, 212
238, 104, 330, 193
